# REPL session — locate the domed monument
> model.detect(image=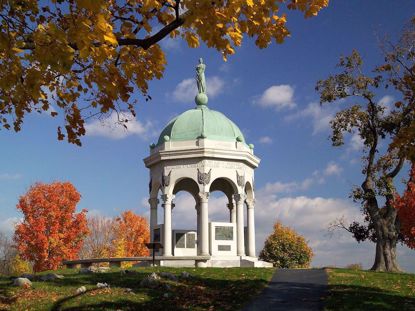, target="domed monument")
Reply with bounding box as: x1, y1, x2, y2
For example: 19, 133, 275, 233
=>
144, 59, 270, 267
